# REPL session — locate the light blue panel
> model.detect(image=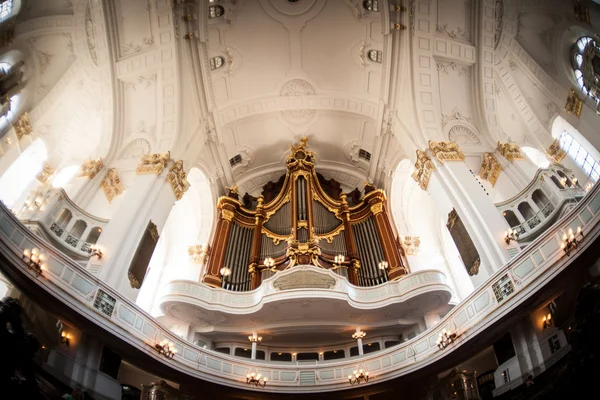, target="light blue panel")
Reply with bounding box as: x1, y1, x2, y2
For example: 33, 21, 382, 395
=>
47, 257, 65, 276
414, 340, 429, 354
580, 208, 593, 224
407, 347, 415, 357
541, 238, 559, 258
184, 349, 198, 362
72, 275, 94, 295
589, 192, 600, 213
569, 218, 583, 234
423, 274, 432, 282
231, 296, 246, 305
455, 310, 468, 327
381, 357, 391, 368
392, 351, 406, 364
174, 343, 183, 354
319, 370, 334, 380
533, 250, 544, 265
177, 283, 185, 292
366, 360, 381, 371
272, 371, 279, 381
342, 367, 354, 377
0, 217, 13, 237
431, 273, 443, 282
429, 335, 437, 347
222, 363, 232, 373
134, 317, 143, 330
118, 306, 136, 325
280, 372, 296, 381
410, 276, 419, 286
467, 305, 474, 318
199, 287, 210, 299
233, 365, 249, 376
398, 280, 411, 291
11, 230, 24, 246
513, 258, 535, 279
474, 292, 490, 312
191, 286, 200, 294
365, 291, 378, 300
207, 358, 221, 371
335, 369, 341, 378
61, 268, 74, 283
257, 370, 271, 380
142, 322, 156, 338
